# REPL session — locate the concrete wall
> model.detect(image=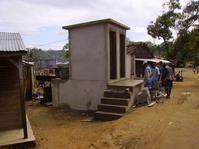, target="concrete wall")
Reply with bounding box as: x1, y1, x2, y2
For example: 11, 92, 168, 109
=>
69, 23, 130, 82
52, 79, 106, 110
131, 55, 136, 77
52, 24, 108, 110
107, 24, 131, 82
128, 81, 144, 108
126, 54, 131, 79
0, 58, 22, 130
70, 24, 107, 81
52, 22, 131, 110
